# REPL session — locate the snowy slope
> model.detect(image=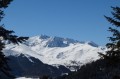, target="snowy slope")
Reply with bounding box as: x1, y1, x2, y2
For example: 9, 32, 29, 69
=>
4, 35, 105, 69
16, 77, 38, 79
